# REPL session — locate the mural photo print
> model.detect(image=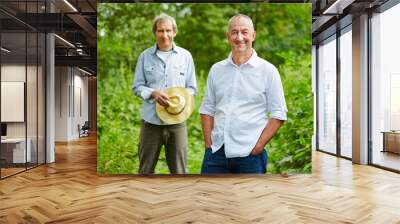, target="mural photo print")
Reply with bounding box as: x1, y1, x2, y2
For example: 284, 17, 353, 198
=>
97, 3, 312, 174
